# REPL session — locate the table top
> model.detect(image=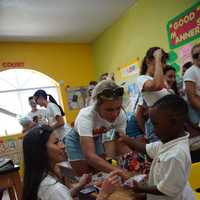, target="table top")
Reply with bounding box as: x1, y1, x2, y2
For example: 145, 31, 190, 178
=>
108, 188, 135, 200
88, 187, 136, 200
0, 165, 20, 175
